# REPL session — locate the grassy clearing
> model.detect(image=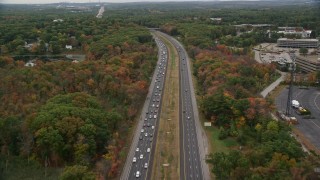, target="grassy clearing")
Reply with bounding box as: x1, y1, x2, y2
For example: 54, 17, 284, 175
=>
203, 125, 237, 154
